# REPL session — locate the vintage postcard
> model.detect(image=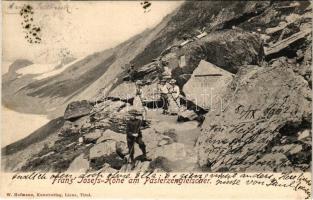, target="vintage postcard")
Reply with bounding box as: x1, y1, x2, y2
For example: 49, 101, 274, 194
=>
1, 1, 312, 199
